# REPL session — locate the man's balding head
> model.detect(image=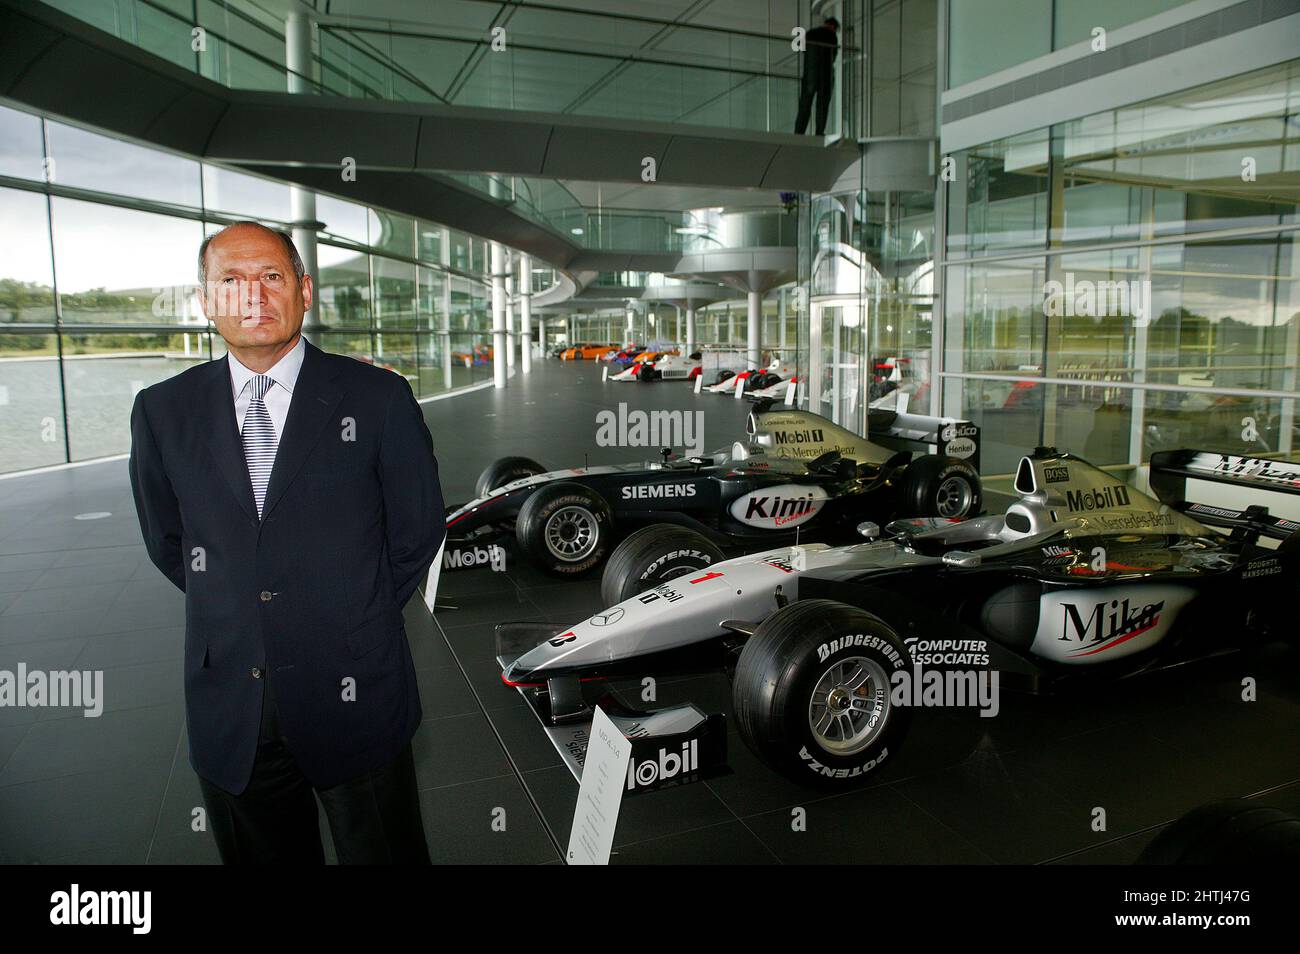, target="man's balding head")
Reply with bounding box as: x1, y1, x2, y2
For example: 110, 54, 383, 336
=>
198, 221, 312, 372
